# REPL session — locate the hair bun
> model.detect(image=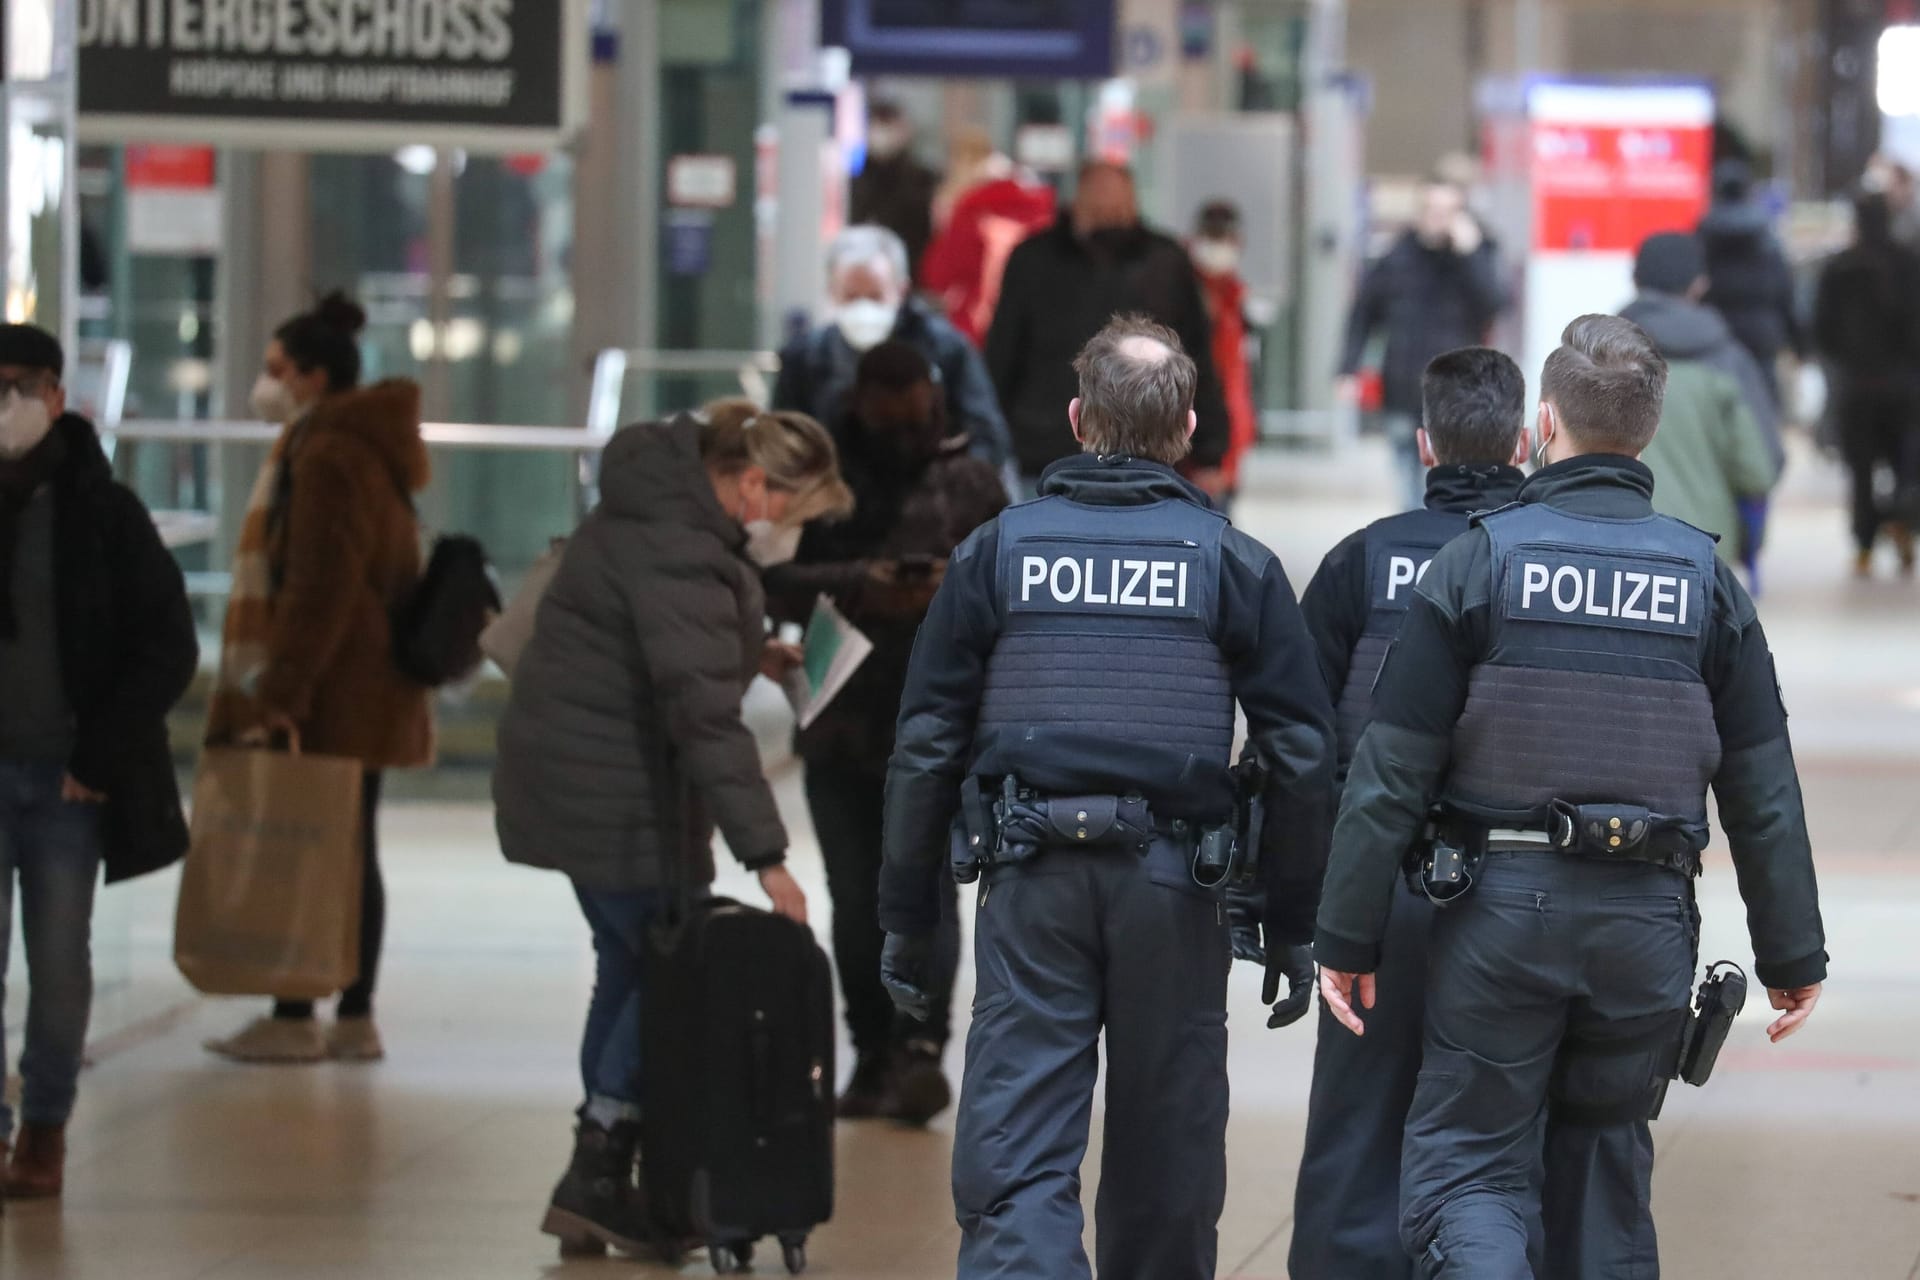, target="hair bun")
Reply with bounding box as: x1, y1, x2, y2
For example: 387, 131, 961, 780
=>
313, 290, 367, 337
